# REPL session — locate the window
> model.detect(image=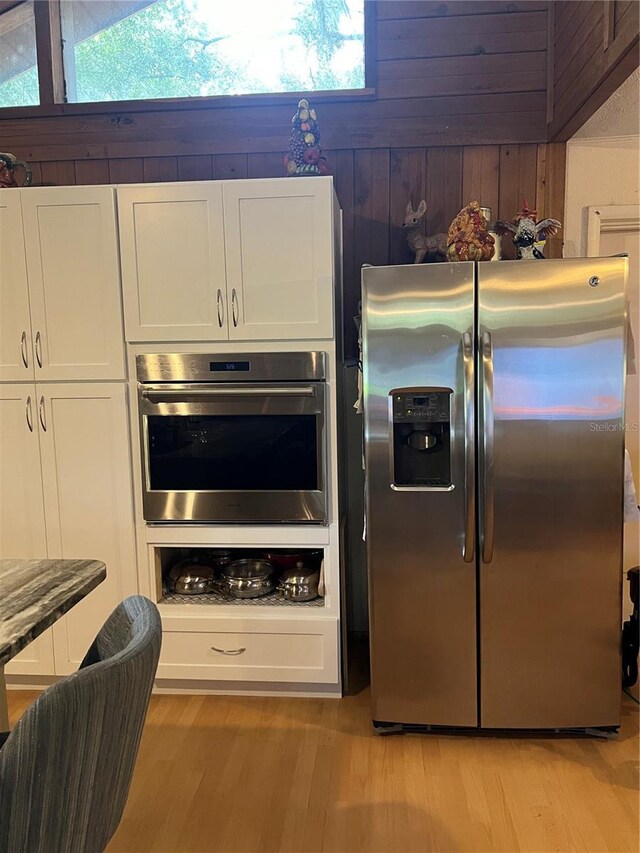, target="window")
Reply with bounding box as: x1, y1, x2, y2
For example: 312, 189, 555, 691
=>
0, 0, 368, 112
59, 0, 365, 104
0, 0, 39, 107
